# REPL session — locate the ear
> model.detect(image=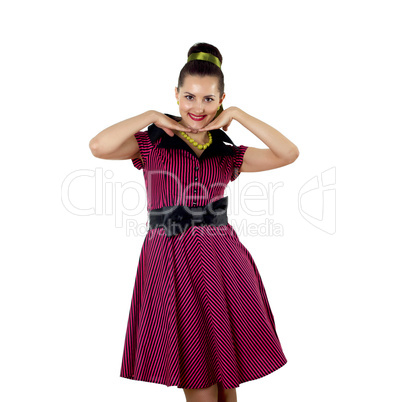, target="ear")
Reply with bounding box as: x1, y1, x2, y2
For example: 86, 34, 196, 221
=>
175, 87, 179, 101
219, 92, 226, 105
